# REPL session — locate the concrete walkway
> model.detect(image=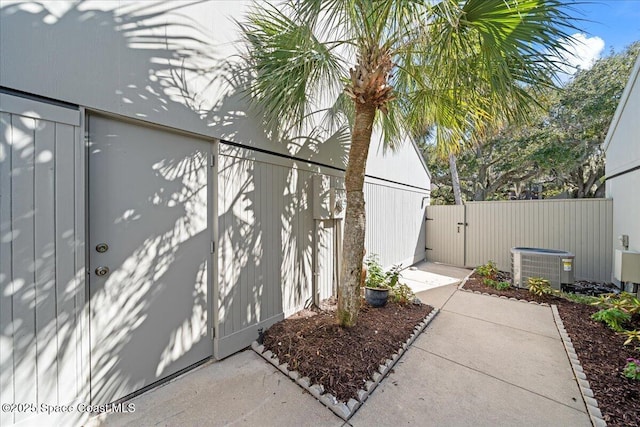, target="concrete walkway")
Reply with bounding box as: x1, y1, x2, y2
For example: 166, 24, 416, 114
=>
97, 263, 590, 427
